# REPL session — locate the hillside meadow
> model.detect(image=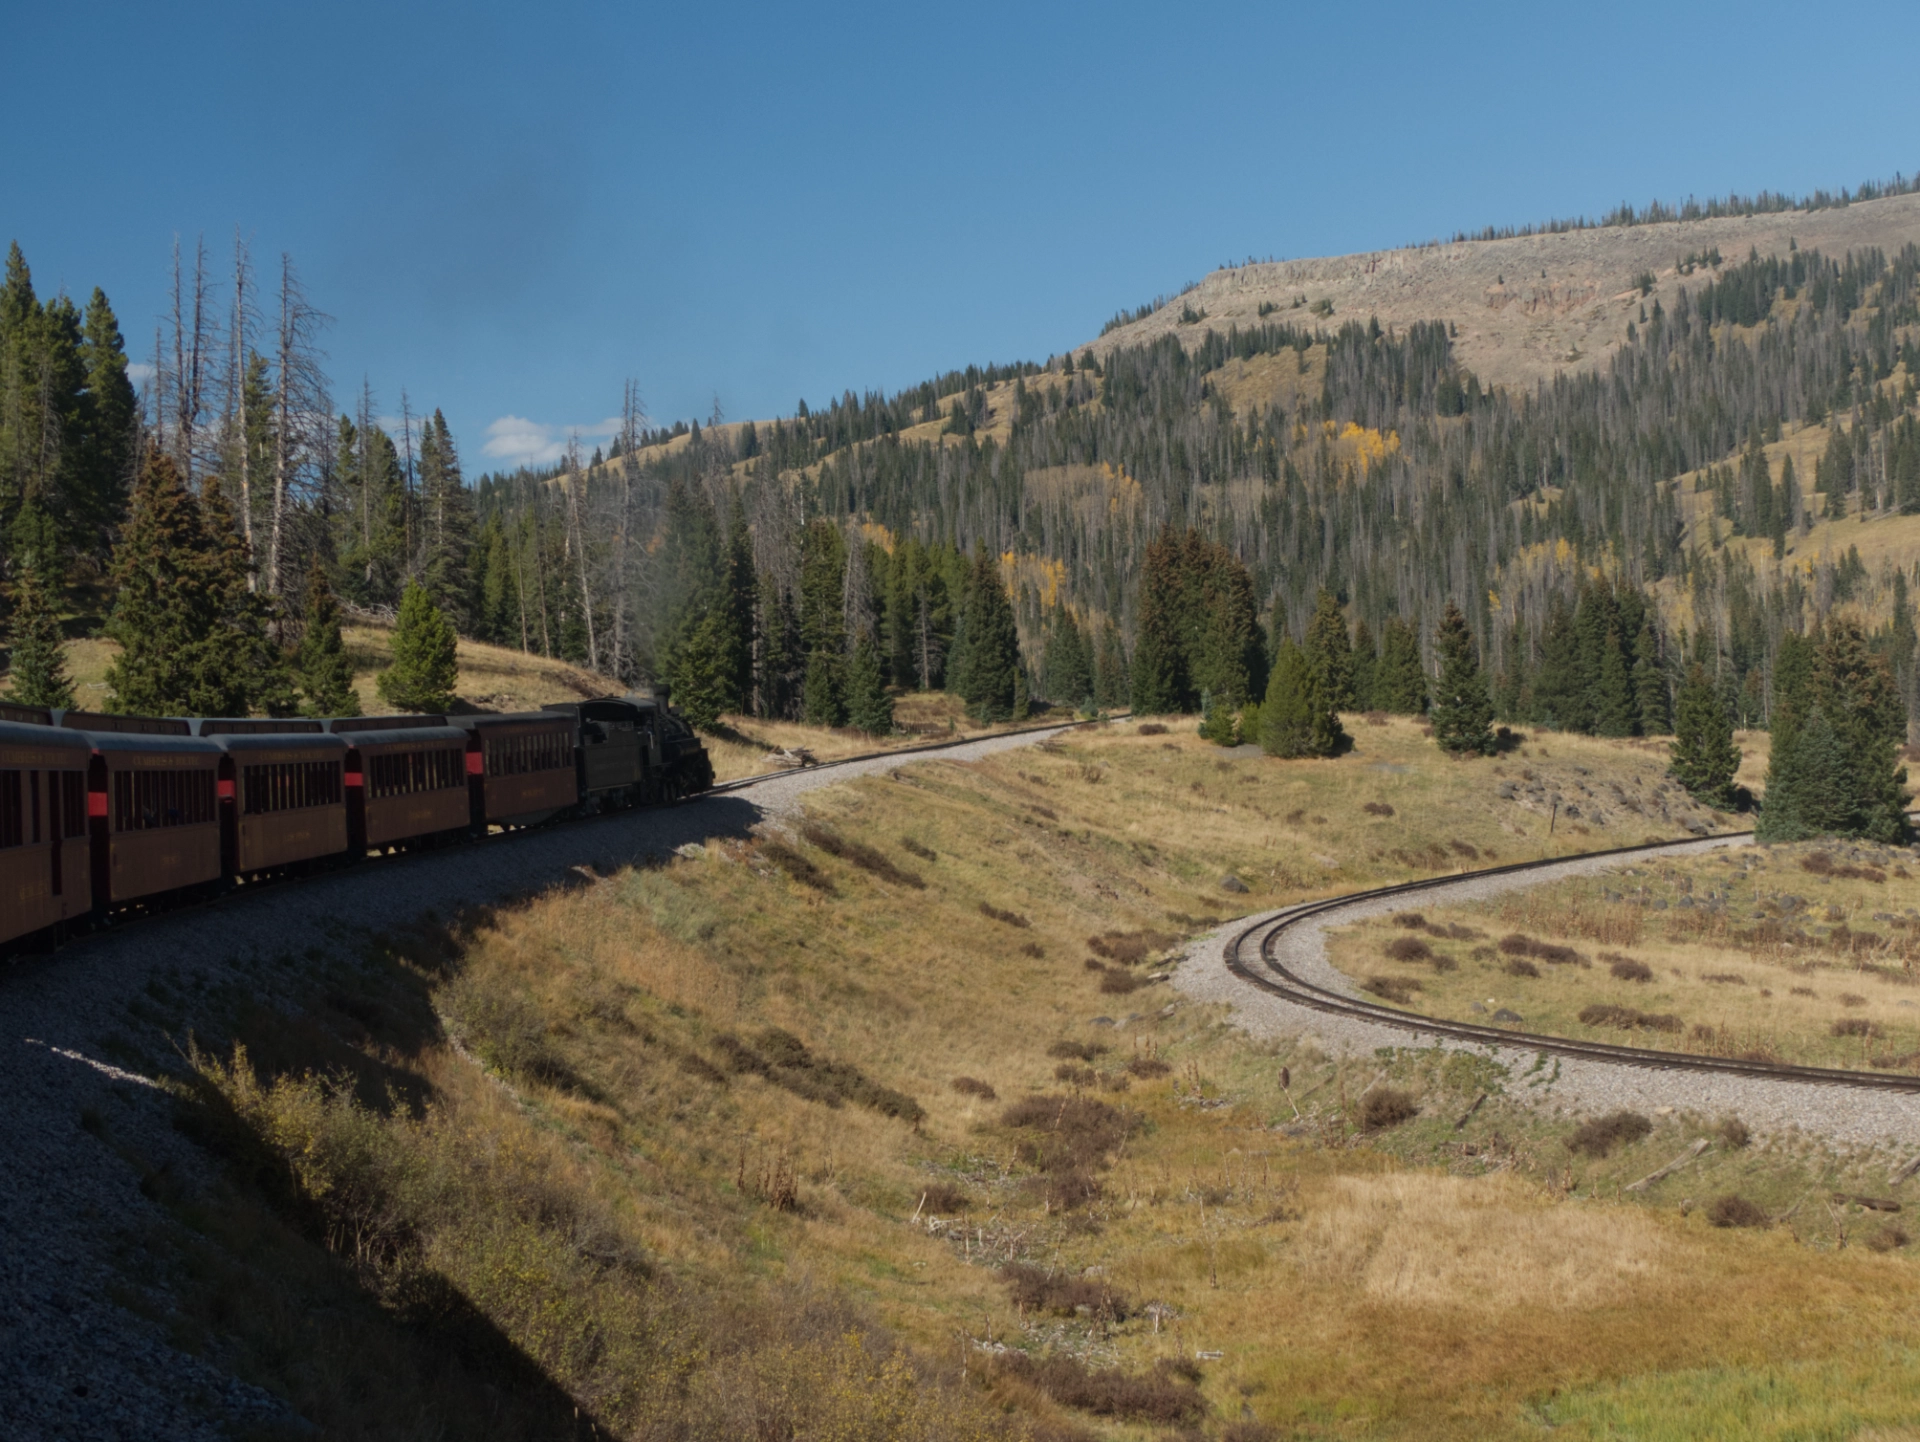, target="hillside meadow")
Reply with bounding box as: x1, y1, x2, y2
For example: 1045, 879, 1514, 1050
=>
110, 716, 1920, 1439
